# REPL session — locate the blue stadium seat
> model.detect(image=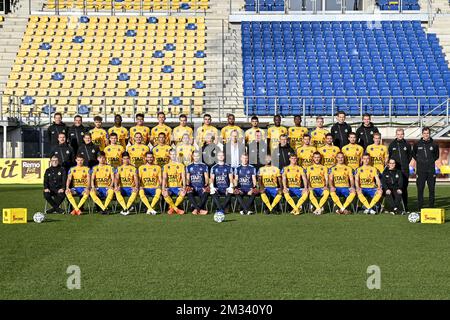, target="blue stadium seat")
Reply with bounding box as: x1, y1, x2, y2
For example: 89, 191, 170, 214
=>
242, 21, 449, 116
